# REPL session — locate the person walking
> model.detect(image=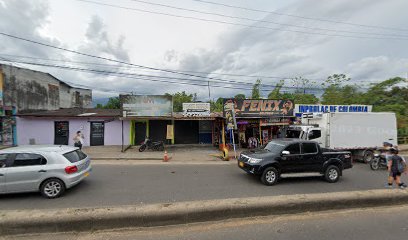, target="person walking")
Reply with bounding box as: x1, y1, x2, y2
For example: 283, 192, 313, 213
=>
73, 131, 84, 150
387, 147, 407, 189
